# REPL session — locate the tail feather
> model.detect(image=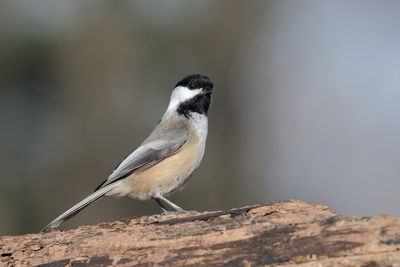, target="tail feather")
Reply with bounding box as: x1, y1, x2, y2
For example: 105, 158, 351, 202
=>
42, 184, 115, 232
